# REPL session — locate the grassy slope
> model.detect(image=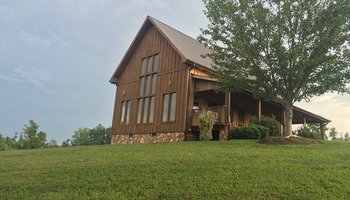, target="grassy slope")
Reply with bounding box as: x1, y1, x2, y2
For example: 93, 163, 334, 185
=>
0, 141, 350, 200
